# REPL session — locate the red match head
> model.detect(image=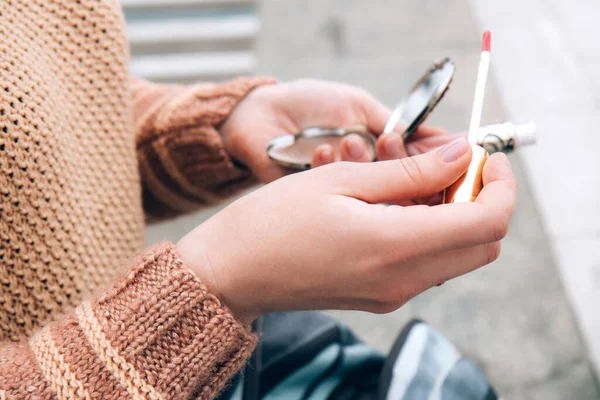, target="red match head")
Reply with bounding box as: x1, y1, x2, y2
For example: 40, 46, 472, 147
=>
482, 30, 491, 52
